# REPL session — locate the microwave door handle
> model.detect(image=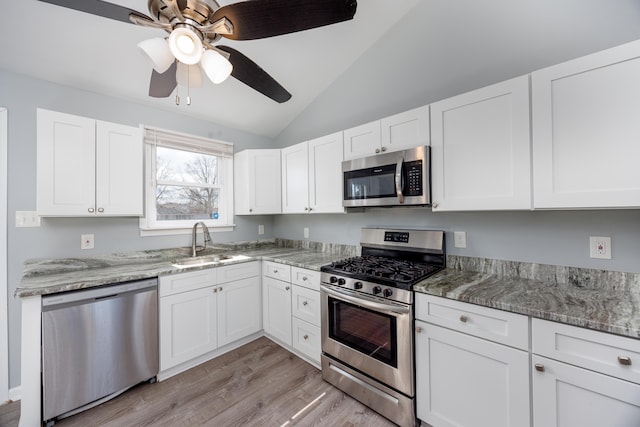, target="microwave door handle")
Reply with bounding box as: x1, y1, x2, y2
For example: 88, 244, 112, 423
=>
395, 156, 404, 204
